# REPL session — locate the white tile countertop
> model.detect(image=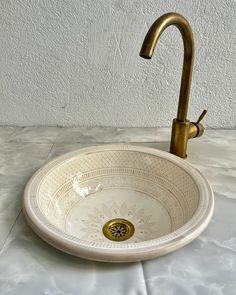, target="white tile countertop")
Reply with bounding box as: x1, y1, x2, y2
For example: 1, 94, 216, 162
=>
0, 127, 236, 295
